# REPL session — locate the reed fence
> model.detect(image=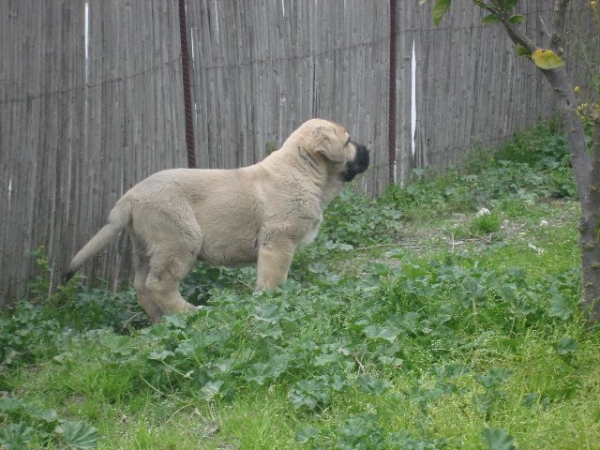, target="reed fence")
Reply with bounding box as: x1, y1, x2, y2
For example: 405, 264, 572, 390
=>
0, 0, 595, 306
